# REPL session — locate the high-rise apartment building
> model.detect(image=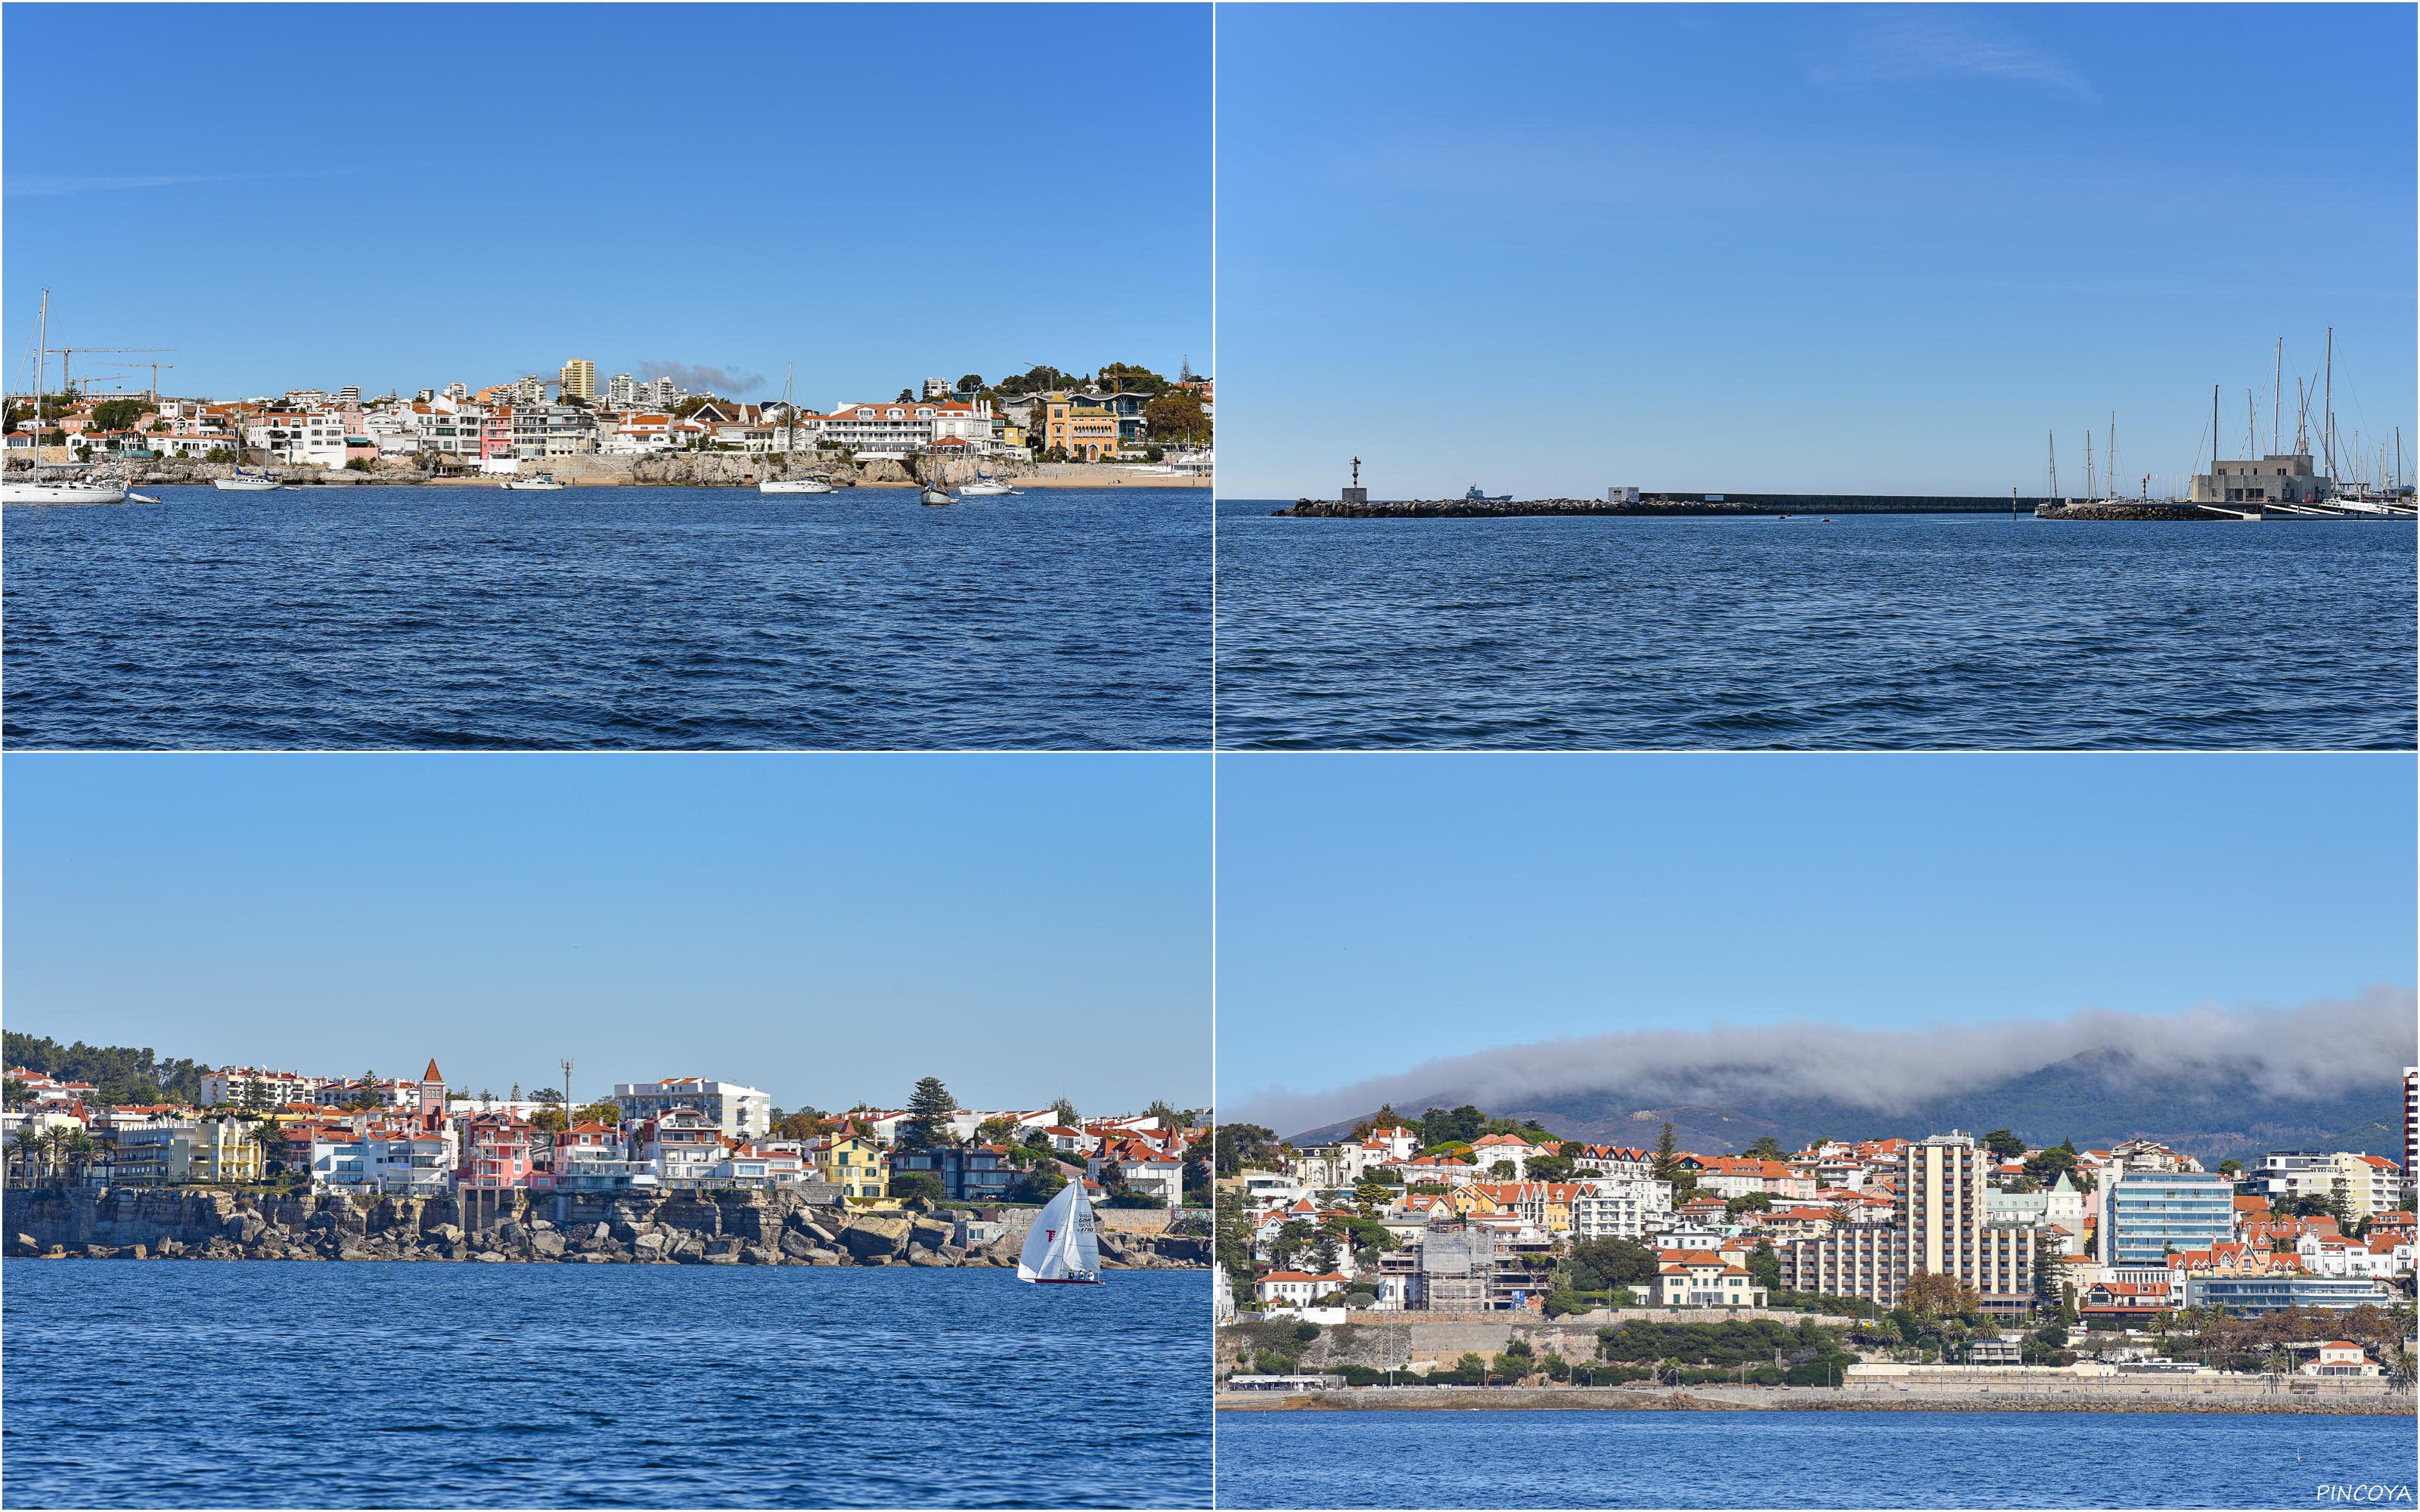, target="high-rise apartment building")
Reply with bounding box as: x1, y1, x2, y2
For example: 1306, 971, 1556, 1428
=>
2404, 1066, 2417, 1187
560, 359, 596, 402
1783, 1131, 2037, 1317
2101, 1171, 2234, 1268
607, 373, 640, 410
